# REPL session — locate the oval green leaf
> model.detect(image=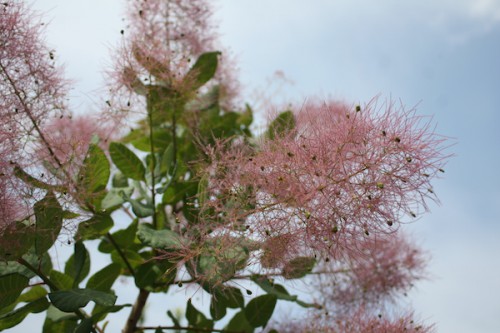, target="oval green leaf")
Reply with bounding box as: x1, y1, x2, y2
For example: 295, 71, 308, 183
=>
109, 142, 146, 181
49, 289, 117, 313
244, 294, 277, 328
282, 256, 316, 279
0, 274, 29, 310
186, 51, 220, 91
34, 192, 63, 255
